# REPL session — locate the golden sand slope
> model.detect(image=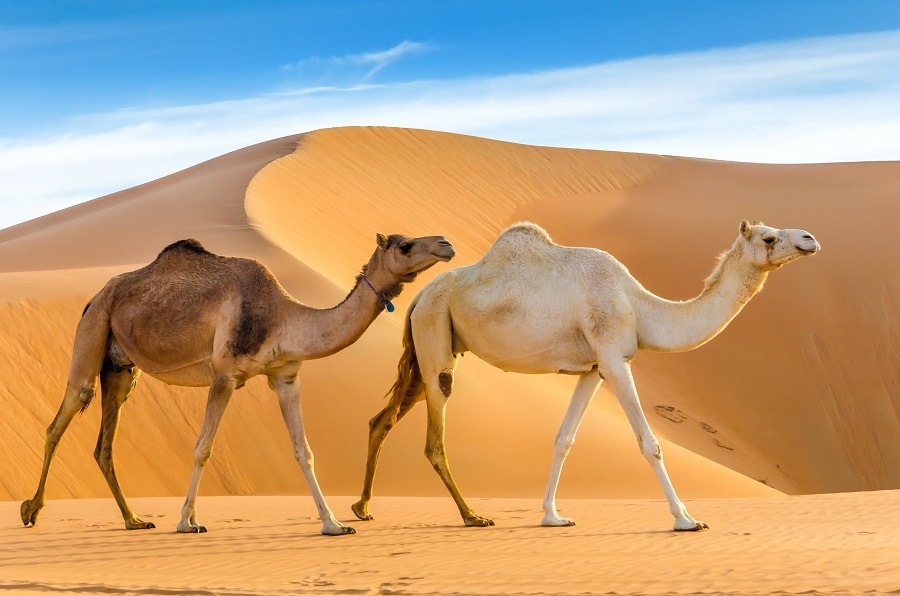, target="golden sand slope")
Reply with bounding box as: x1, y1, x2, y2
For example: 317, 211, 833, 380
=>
1, 491, 898, 595
0, 127, 895, 508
